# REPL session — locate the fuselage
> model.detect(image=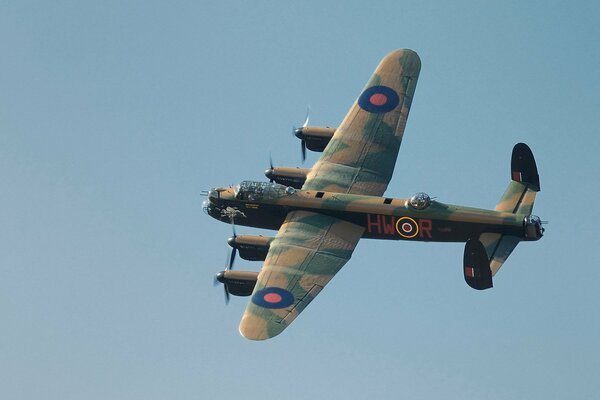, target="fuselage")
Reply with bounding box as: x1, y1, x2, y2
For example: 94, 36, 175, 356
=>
204, 181, 536, 242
